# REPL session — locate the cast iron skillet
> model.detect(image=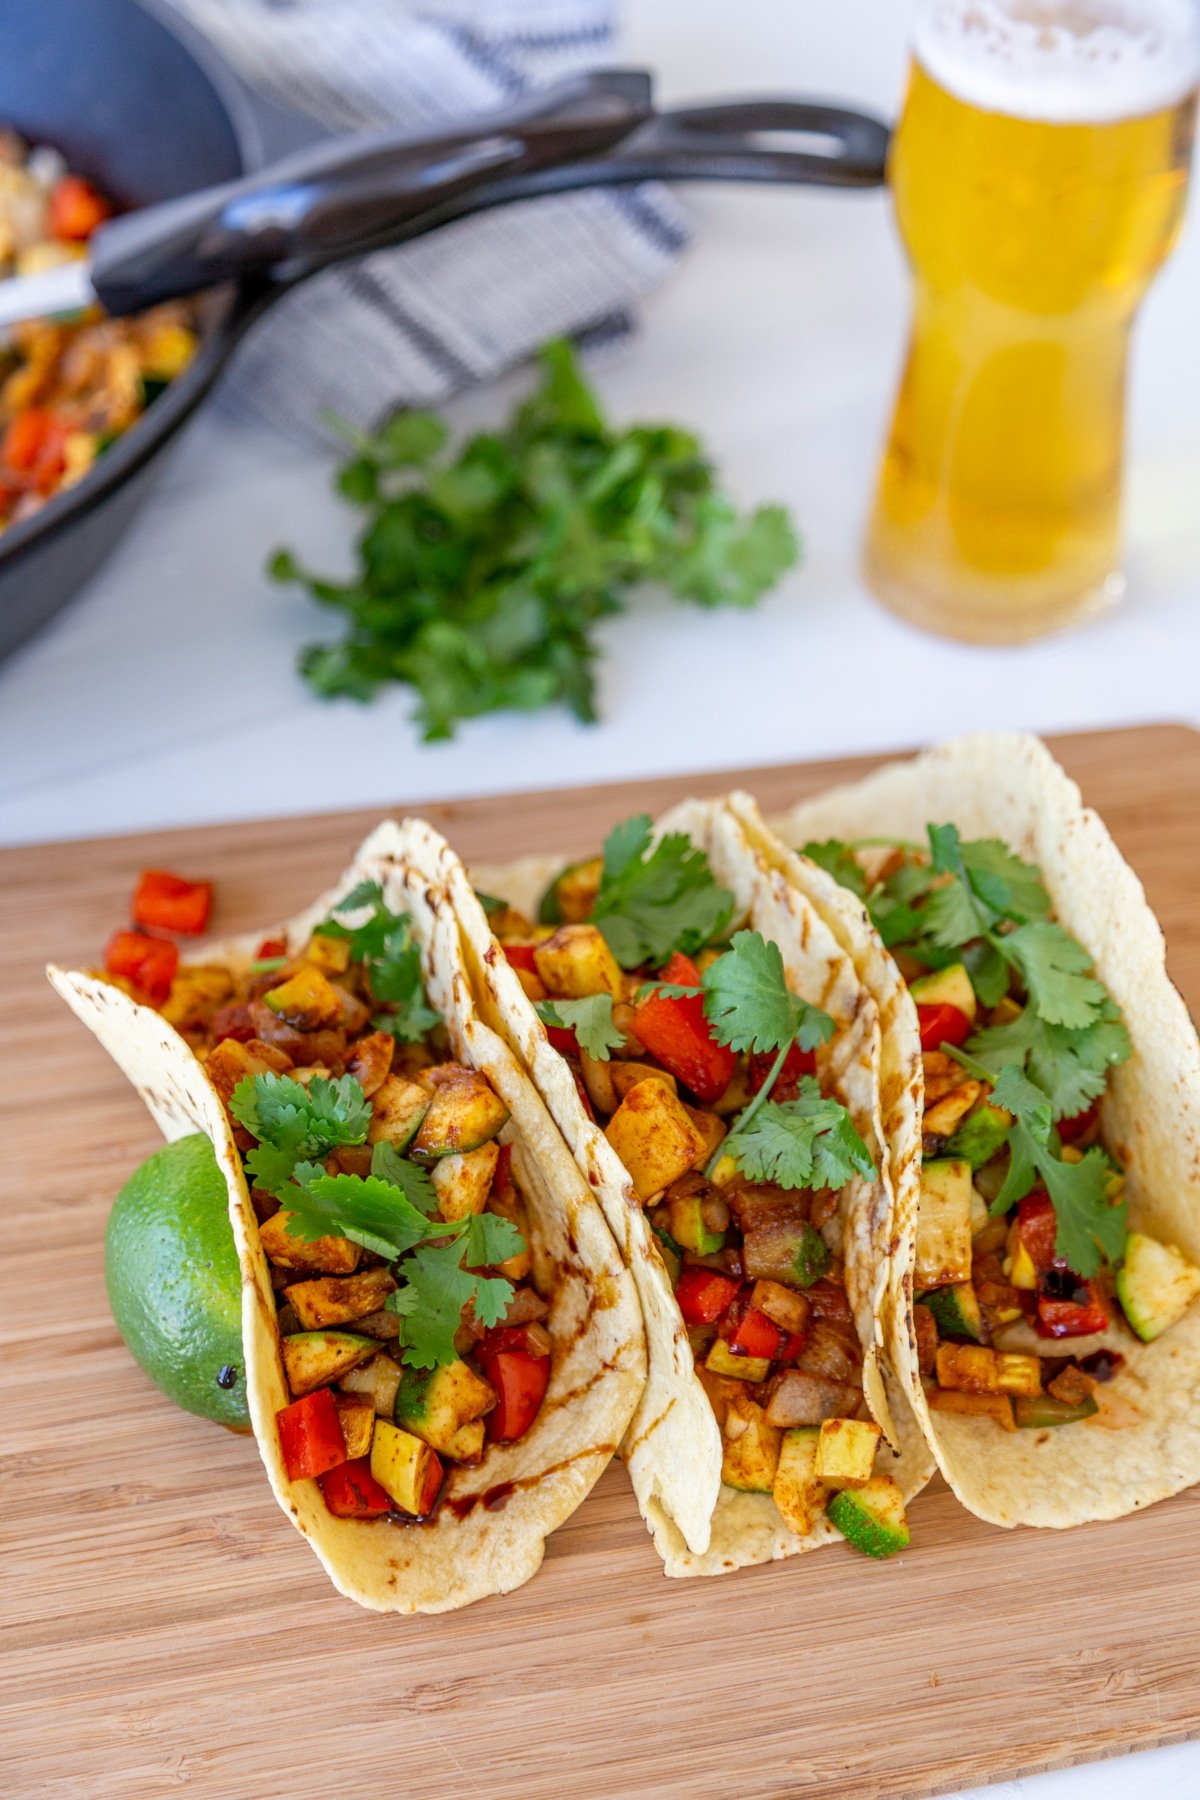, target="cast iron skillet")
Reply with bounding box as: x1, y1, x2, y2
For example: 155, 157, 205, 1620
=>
0, 0, 890, 662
